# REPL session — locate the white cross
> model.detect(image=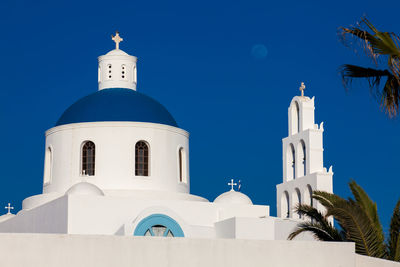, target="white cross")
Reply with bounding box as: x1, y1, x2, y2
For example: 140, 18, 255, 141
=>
4, 203, 13, 214
299, 82, 306, 97
228, 179, 237, 191
111, 31, 123, 50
